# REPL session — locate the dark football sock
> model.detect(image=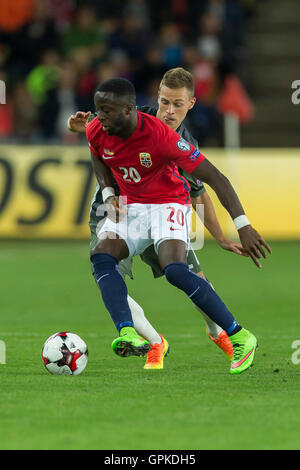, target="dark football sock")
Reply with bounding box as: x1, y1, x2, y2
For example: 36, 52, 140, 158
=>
91, 252, 133, 332
164, 262, 241, 335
